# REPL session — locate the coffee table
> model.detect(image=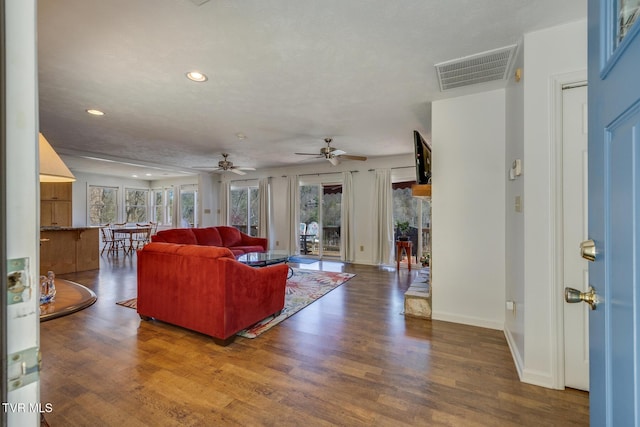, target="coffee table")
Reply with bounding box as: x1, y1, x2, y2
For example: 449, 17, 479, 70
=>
237, 251, 293, 278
